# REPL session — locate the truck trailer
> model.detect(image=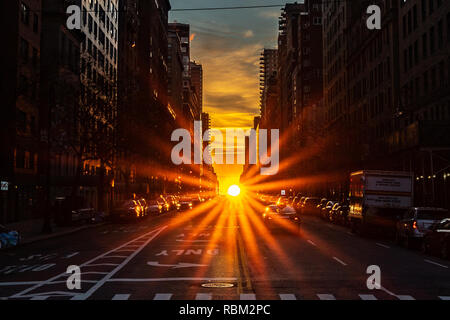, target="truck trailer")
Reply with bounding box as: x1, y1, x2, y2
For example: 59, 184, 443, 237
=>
348, 170, 414, 236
